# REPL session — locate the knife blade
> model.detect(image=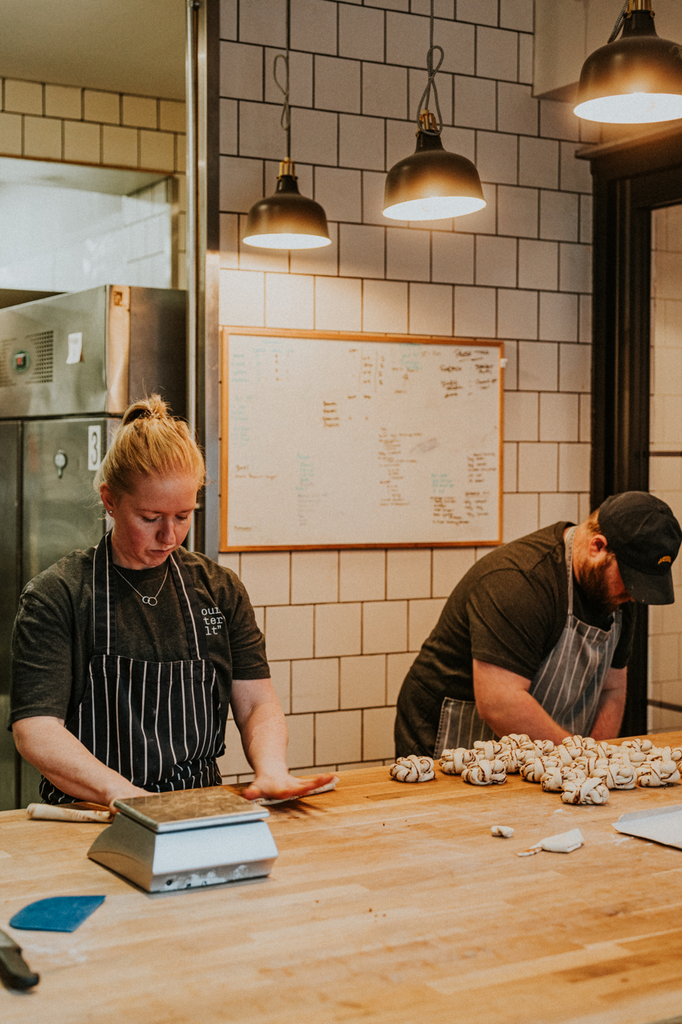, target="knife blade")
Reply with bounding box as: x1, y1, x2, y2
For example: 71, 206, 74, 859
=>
0, 928, 40, 989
